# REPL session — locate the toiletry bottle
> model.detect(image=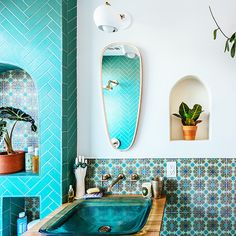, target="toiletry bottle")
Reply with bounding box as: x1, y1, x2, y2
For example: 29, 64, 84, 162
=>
32, 148, 39, 174
68, 185, 75, 202
25, 146, 34, 172
17, 212, 27, 236
142, 182, 152, 198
